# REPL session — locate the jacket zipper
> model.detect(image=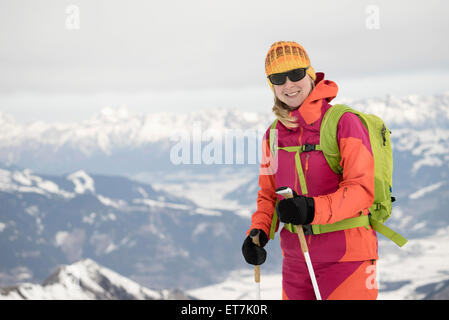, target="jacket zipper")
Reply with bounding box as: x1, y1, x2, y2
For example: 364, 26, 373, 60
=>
306, 153, 312, 246
338, 187, 348, 208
